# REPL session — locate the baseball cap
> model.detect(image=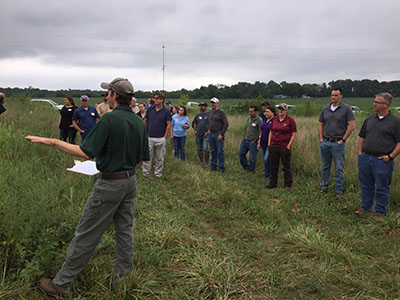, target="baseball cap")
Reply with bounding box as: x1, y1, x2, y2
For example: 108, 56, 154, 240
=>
210, 97, 219, 103
166, 100, 172, 105
198, 102, 207, 106
81, 95, 89, 101
101, 77, 134, 96
277, 103, 288, 110
262, 101, 270, 106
